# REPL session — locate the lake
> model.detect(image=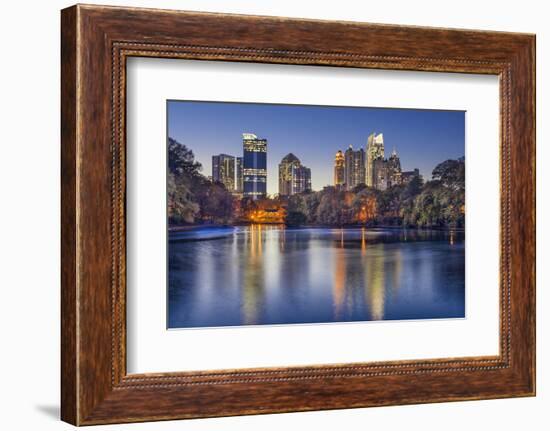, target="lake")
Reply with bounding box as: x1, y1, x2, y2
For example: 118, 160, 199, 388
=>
168, 225, 465, 329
